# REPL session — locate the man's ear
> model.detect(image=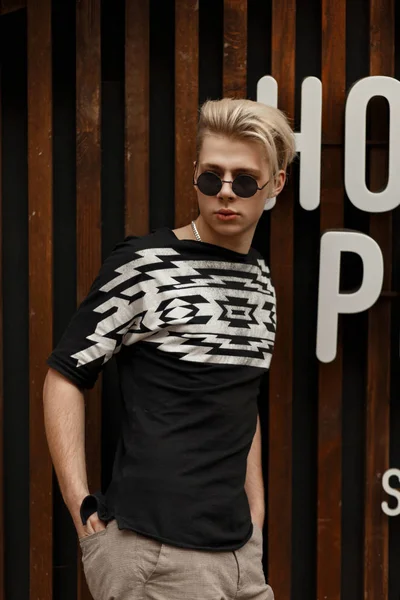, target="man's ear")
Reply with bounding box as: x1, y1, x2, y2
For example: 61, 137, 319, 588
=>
264, 172, 286, 210
273, 170, 286, 196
